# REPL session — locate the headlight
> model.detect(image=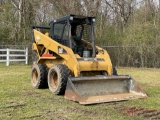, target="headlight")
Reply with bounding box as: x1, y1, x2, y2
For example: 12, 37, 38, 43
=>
70, 16, 74, 20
